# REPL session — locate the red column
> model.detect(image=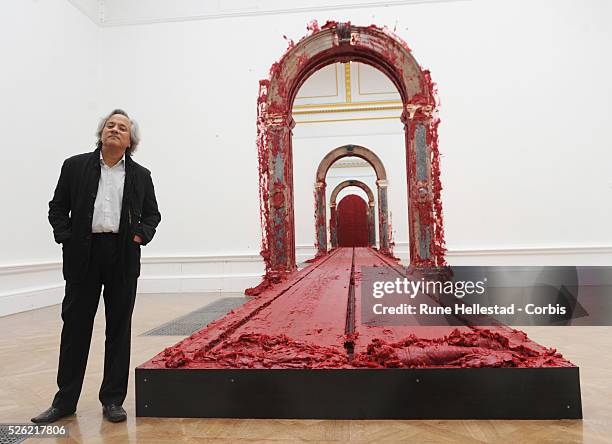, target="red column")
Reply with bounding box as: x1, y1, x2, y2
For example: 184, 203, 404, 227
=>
376, 179, 390, 254
367, 202, 376, 247
266, 113, 297, 275
329, 203, 338, 248
402, 103, 440, 267
314, 180, 327, 256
